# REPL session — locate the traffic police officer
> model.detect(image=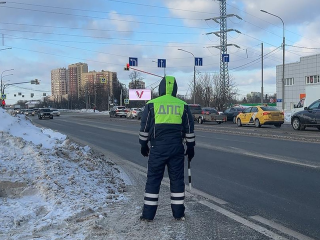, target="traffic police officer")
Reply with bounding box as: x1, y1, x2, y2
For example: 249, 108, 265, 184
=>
139, 75, 195, 221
